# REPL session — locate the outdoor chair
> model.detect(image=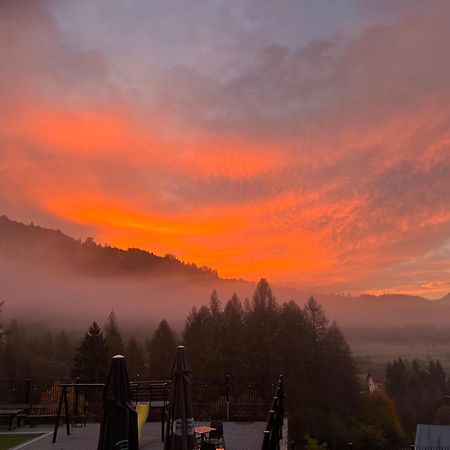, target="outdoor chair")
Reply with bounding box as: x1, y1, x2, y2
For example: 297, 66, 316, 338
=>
208, 420, 225, 448
200, 443, 216, 450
